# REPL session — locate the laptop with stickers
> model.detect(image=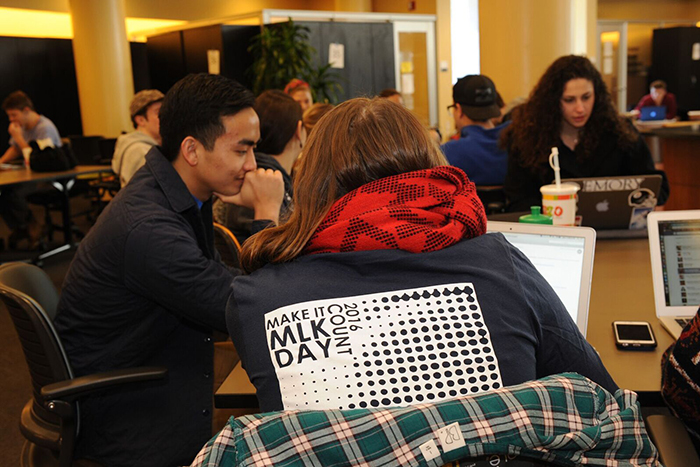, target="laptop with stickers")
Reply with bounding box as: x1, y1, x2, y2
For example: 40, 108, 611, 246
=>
648, 210, 700, 339
487, 222, 596, 337
562, 174, 663, 230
